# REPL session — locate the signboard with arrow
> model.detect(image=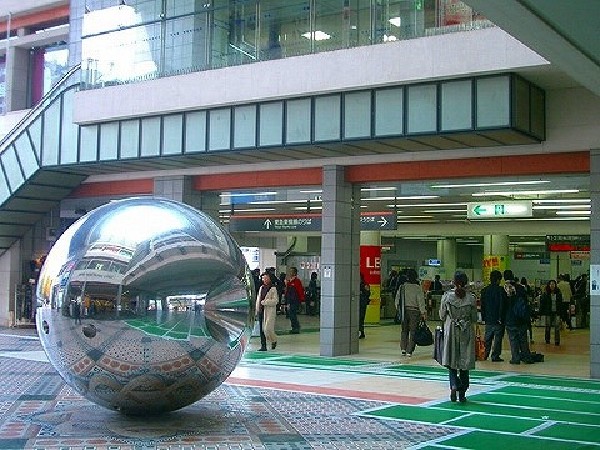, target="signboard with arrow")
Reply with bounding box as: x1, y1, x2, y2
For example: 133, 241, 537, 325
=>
467, 201, 532, 219
229, 211, 396, 232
